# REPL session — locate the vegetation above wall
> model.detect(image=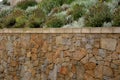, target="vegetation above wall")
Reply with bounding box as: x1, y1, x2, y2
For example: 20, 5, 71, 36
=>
0, 0, 120, 28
